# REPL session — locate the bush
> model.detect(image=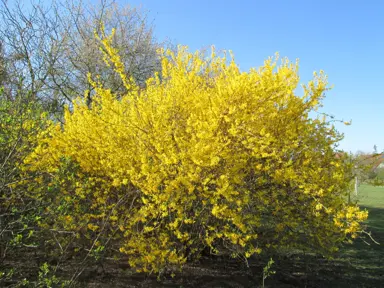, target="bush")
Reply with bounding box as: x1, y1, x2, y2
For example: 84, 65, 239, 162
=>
0, 88, 49, 283
23, 29, 368, 274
